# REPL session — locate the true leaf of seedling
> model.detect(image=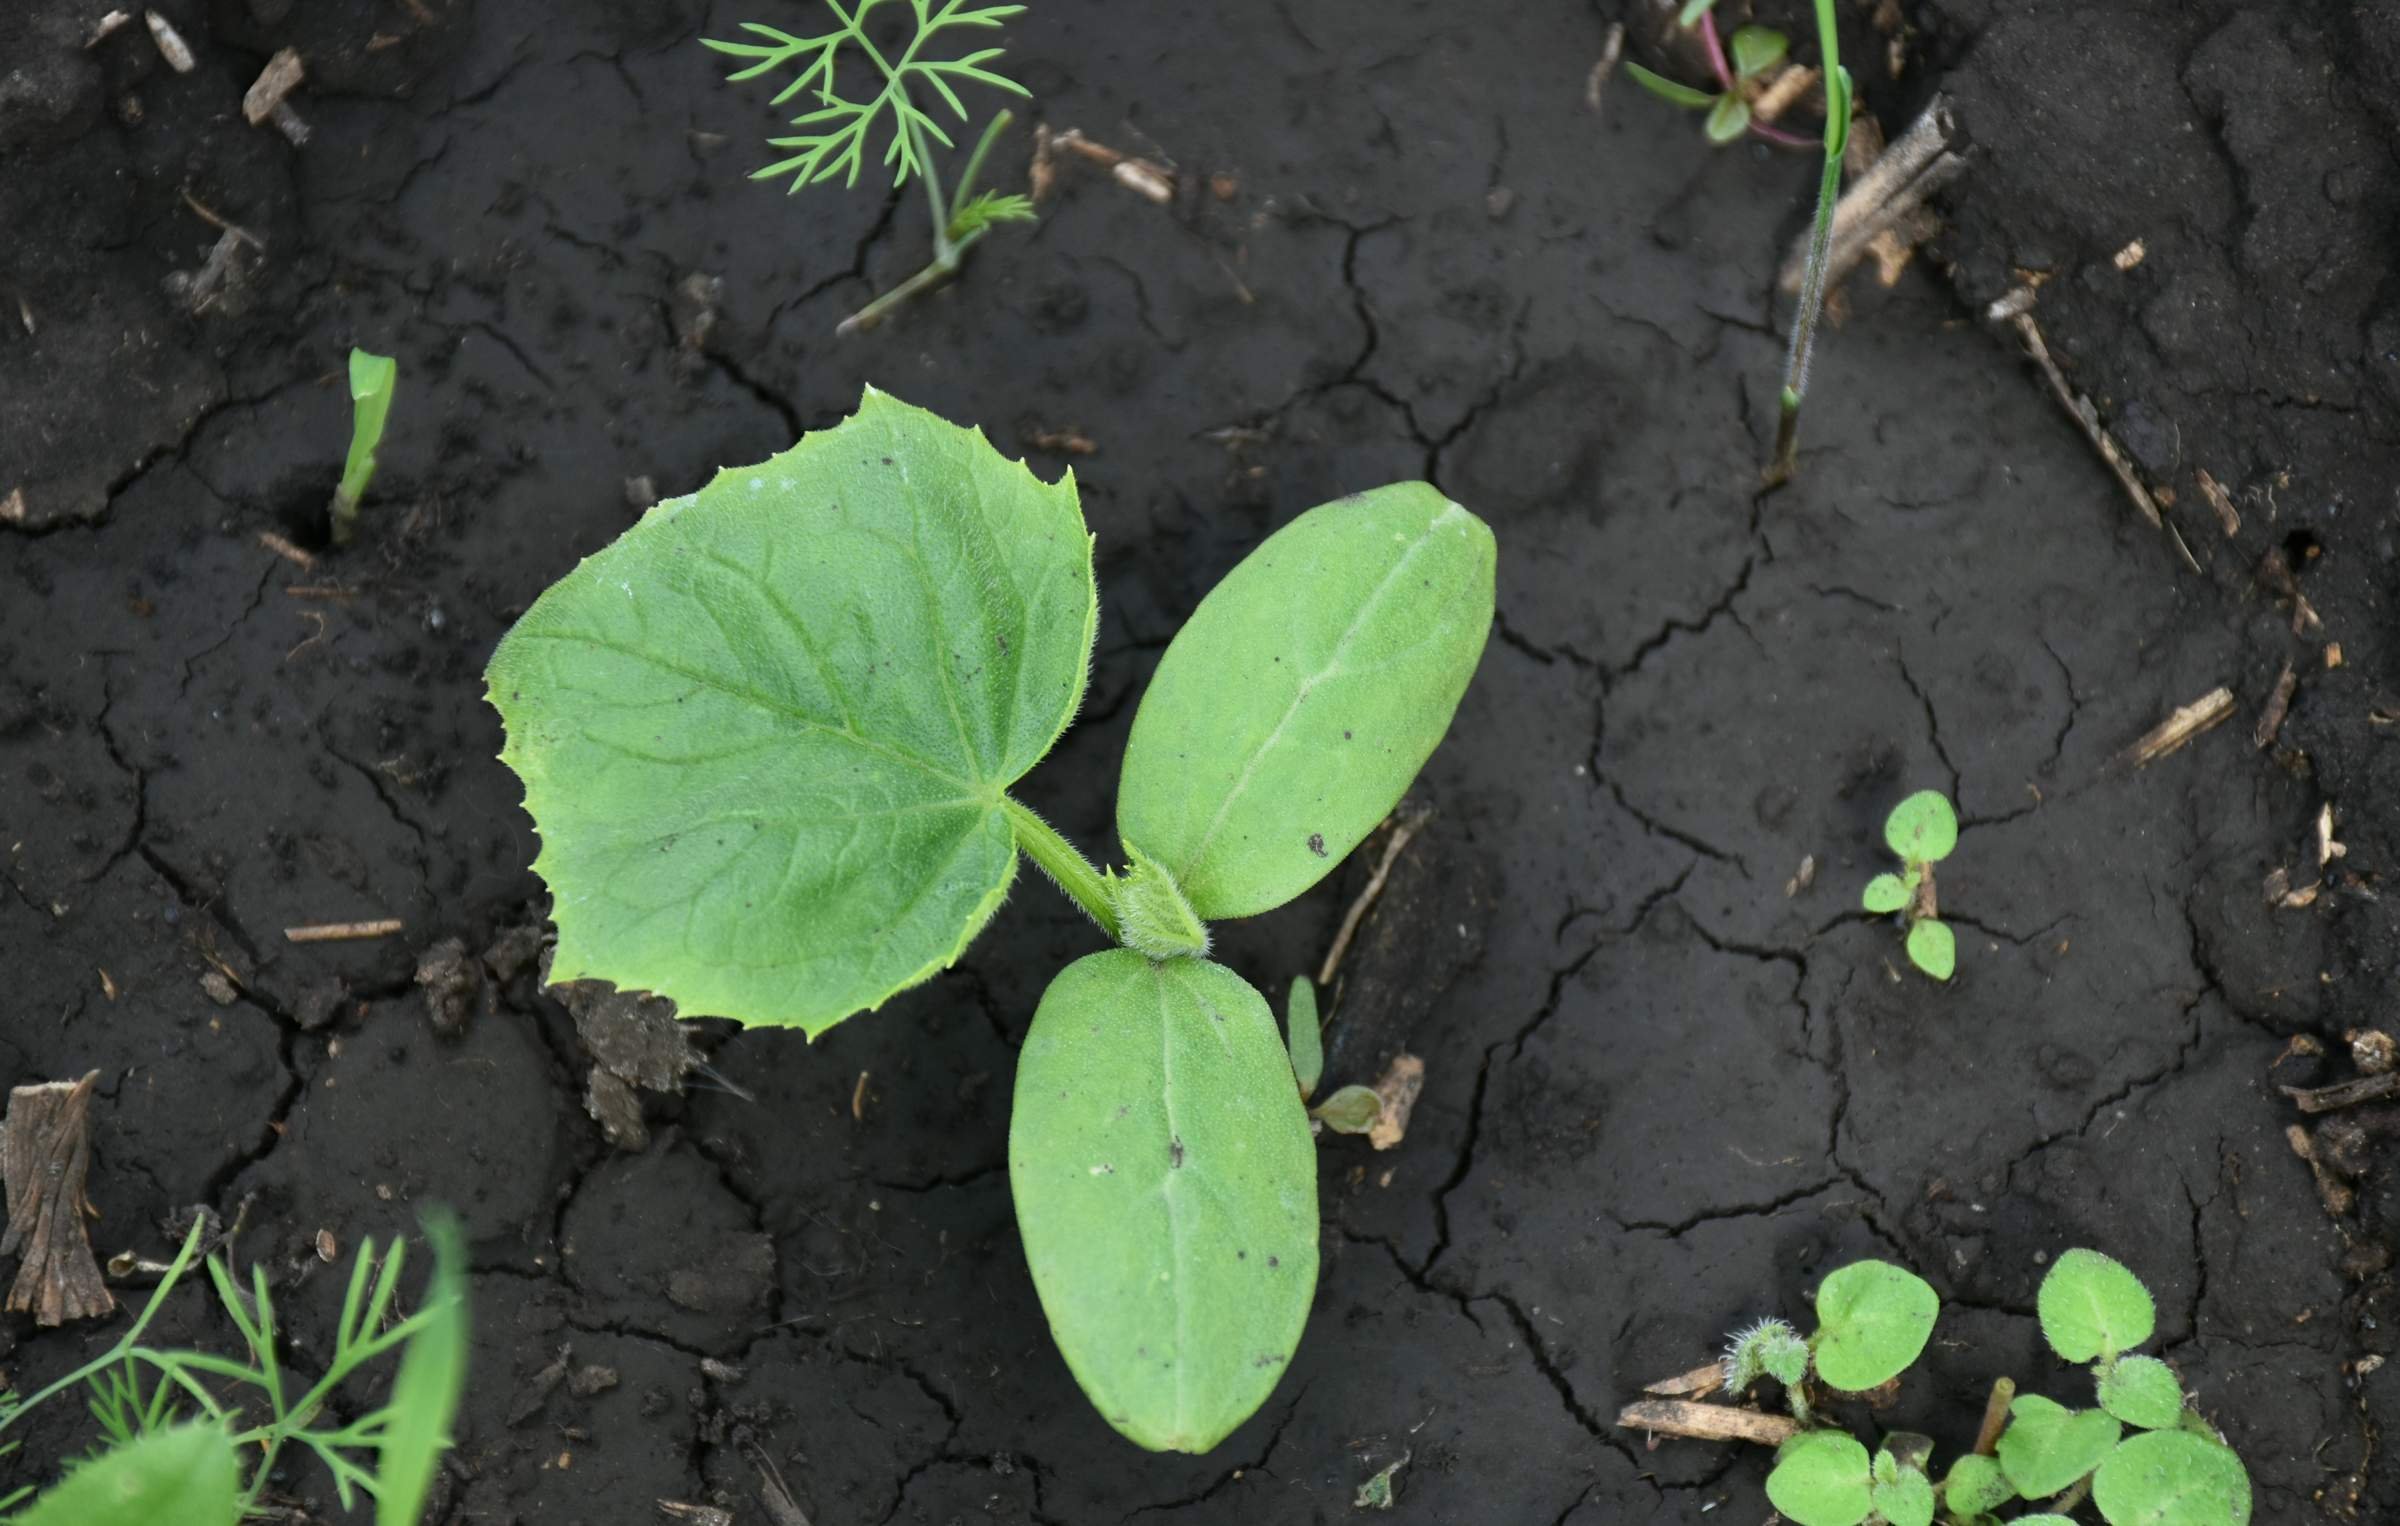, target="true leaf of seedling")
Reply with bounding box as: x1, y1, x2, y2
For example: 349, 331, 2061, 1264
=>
2039, 1249, 2157, 1364
2090, 1429, 2252, 1526
1623, 59, 1716, 110
1906, 918, 1956, 981
1998, 1394, 2123, 1499
1285, 975, 1322, 1100
1311, 1085, 1382, 1134
1942, 1452, 2017, 1516
1862, 873, 1910, 914
1884, 790, 1958, 864
15, 1422, 242, 1526
1871, 1463, 1935, 1526
1107, 845, 1210, 961
1117, 483, 1494, 921
1811, 1260, 1939, 1392
486, 388, 1096, 1035
1730, 25, 1789, 79
2100, 1355, 2187, 1431
1704, 93, 1752, 144
376, 1212, 470, 1526
1764, 1430, 1872, 1526
1009, 951, 1317, 1453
